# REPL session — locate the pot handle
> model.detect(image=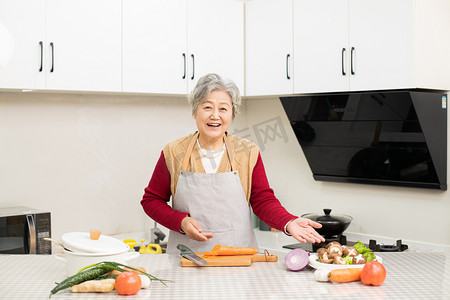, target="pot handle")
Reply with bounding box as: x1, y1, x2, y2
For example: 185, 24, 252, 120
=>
54, 253, 67, 263
123, 251, 140, 262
